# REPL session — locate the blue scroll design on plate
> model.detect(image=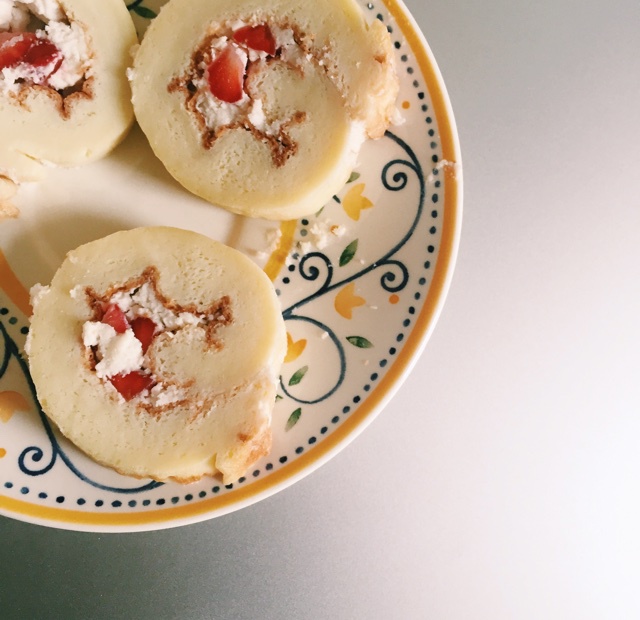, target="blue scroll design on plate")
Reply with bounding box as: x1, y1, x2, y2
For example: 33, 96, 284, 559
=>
0, 321, 162, 493
126, 1, 158, 19
280, 130, 425, 404
0, 132, 424, 488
